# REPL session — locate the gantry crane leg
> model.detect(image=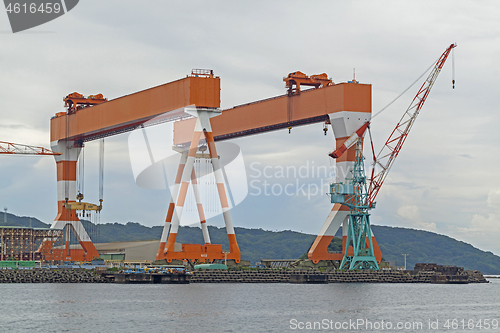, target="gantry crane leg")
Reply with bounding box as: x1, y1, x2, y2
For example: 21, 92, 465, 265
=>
156, 150, 188, 259
156, 148, 212, 259
40, 139, 99, 261
308, 110, 382, 265
157, 108, 241, 263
